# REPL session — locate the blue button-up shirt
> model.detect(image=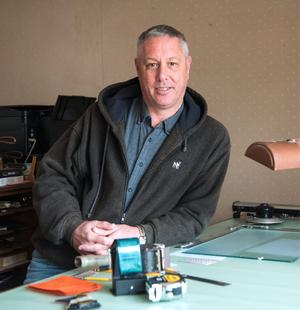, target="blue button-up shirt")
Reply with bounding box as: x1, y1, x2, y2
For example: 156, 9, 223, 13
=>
124, 96, 183, 209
